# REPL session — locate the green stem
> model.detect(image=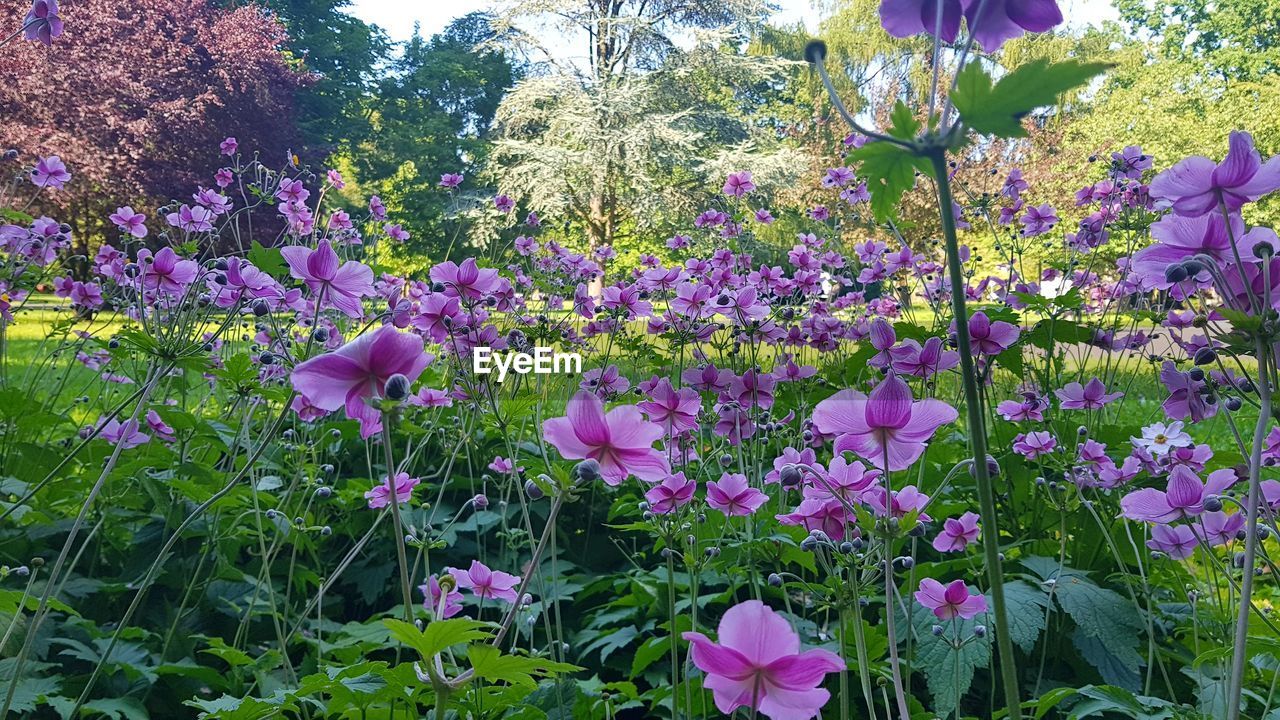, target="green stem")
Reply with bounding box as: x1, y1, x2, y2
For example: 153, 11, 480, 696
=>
381, 412, 415, 623
928, 149, 1022, 720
